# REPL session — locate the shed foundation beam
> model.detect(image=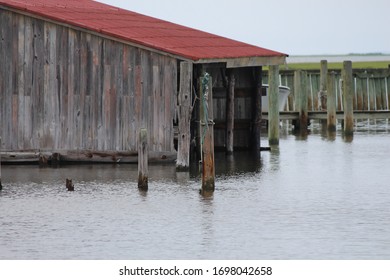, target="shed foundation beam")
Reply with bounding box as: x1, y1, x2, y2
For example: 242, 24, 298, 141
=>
327, 72, 337, 131
226, 69, 235, 154
251, 67, 262, 151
